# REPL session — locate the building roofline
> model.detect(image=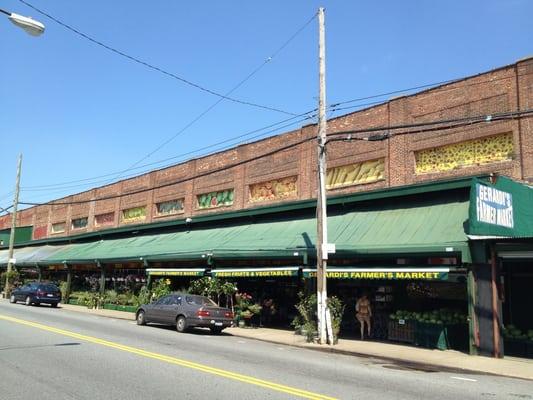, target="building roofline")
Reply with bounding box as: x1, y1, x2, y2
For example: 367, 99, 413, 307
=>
7, 175, 484, 248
